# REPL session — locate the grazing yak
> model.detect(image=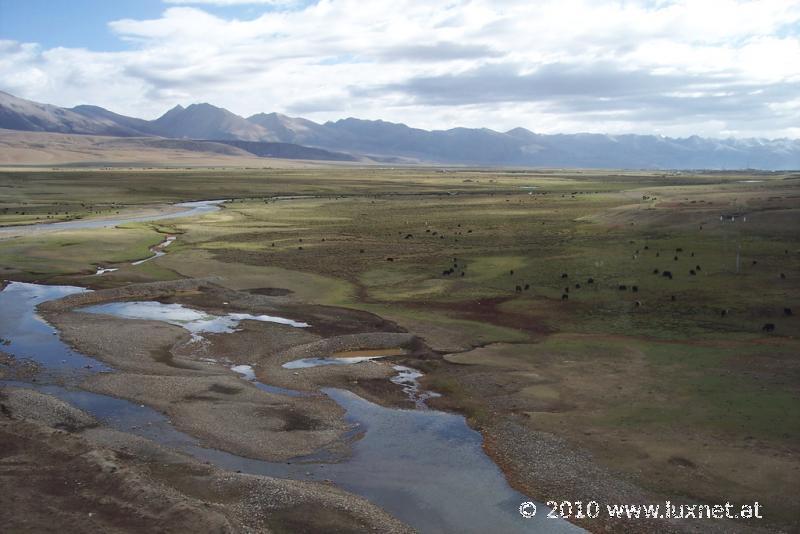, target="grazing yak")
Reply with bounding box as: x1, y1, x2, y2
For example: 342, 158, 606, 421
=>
762, 323, 775, 333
